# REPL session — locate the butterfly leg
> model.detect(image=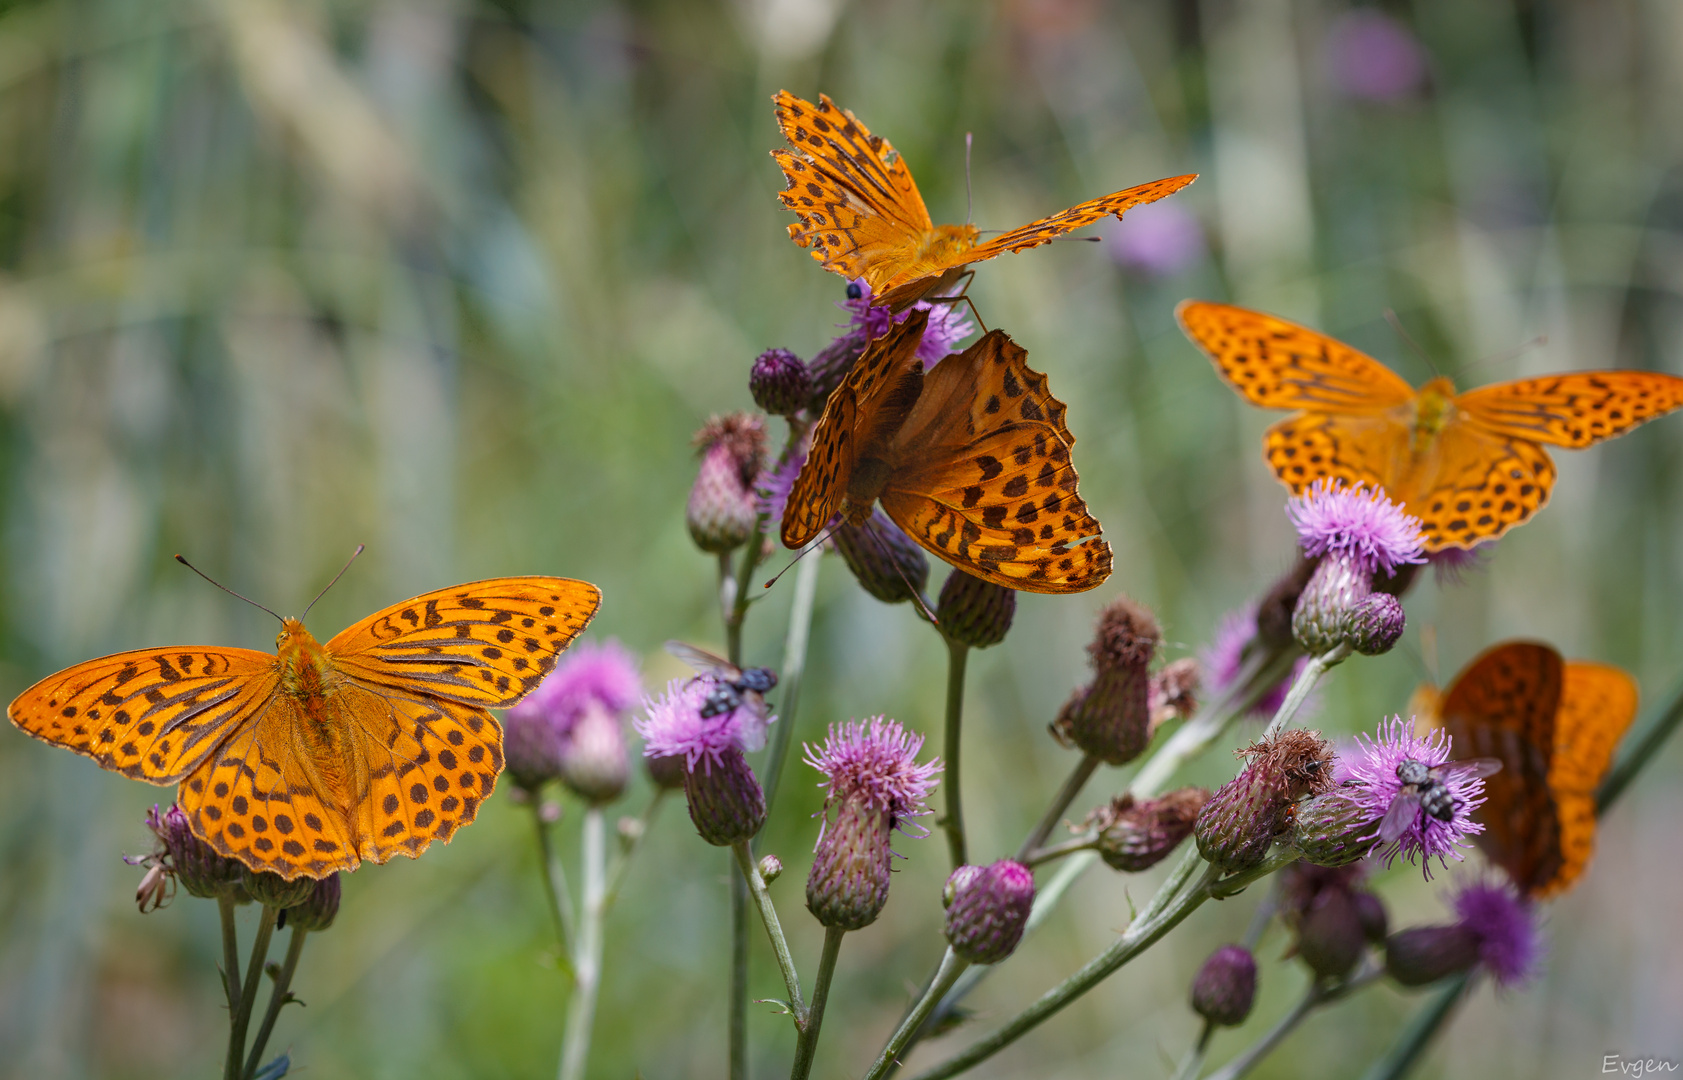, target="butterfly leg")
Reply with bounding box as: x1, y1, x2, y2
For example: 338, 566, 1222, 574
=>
923, 271, 988, 334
